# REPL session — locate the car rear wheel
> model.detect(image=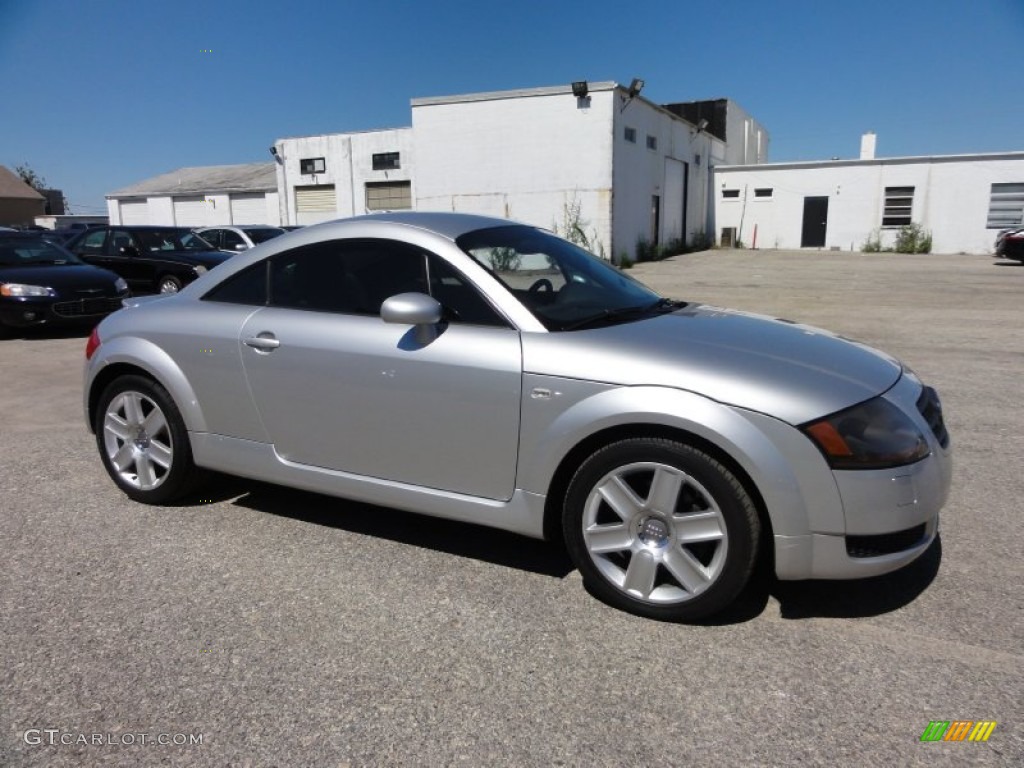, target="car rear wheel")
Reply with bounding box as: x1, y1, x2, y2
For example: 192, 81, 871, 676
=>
563, 438, 760, 621
95, 374, 203, 504
158, 275, 183, 294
